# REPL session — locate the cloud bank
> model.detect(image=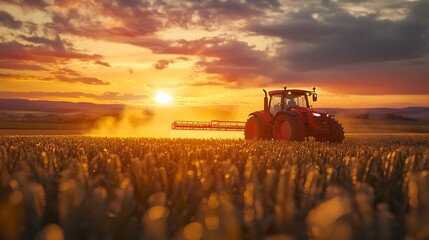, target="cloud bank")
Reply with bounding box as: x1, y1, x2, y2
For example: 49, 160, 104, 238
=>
0, 0, 428, 99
